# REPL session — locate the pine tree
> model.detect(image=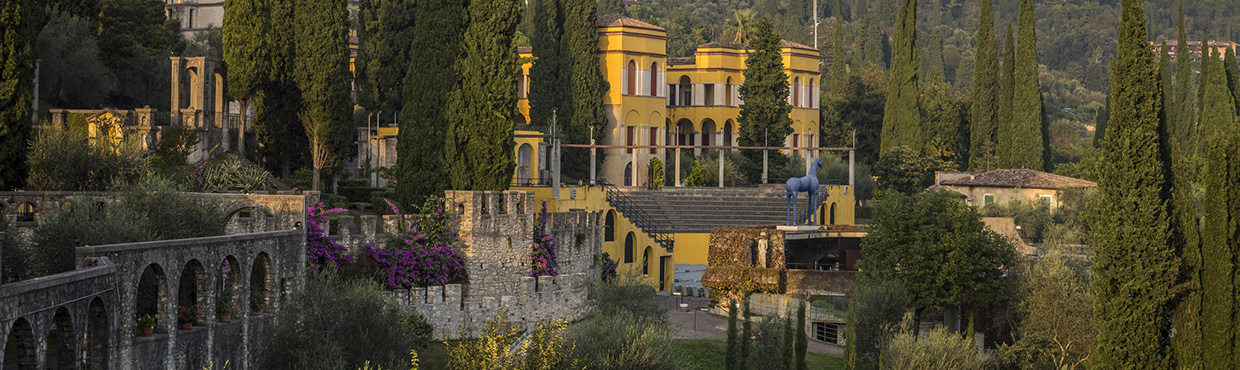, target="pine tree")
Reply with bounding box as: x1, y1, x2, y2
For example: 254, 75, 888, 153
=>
0, 0, 39, 190
562, 0, 607, 180
444, 0, 521, 190
1199, 47, 1235, 157
294, 0, 353, 191
528, 0, 564, 132
1009, 0, 1044, 170
996, 23, 1016, 167
355, 0, 415, 114
397, 0, 465, 205
1091, 0, 1178, 367
879, 0, 920, 153
223, 0, 271, 156
921, 28, 945, 84
737, 17, 792, 183
1173, 2, 1195, 155
829, 0, 846, 89
968, 0, 999, 171
1201, 132, 1232, 368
